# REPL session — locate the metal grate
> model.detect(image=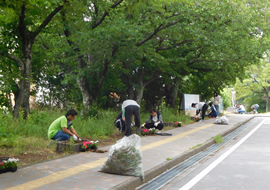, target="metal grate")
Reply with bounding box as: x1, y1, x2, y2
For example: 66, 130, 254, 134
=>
137, 118, 259, 190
